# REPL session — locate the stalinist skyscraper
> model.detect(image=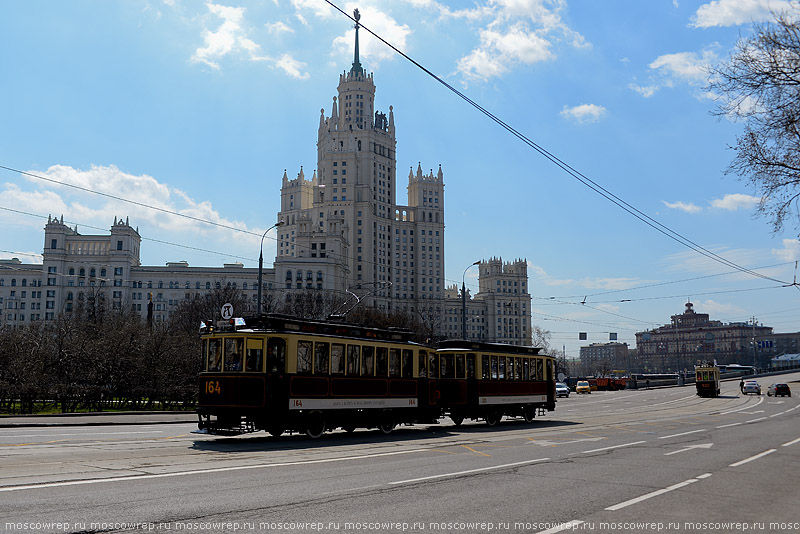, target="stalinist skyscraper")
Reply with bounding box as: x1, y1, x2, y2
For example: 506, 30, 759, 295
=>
274, 9, 445, 314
